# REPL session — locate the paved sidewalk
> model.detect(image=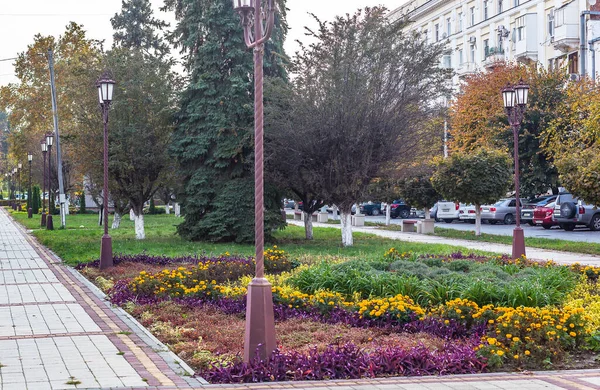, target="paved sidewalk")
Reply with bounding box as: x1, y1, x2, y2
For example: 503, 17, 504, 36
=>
0, 208, 198, 389
288, 220, 600, 266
